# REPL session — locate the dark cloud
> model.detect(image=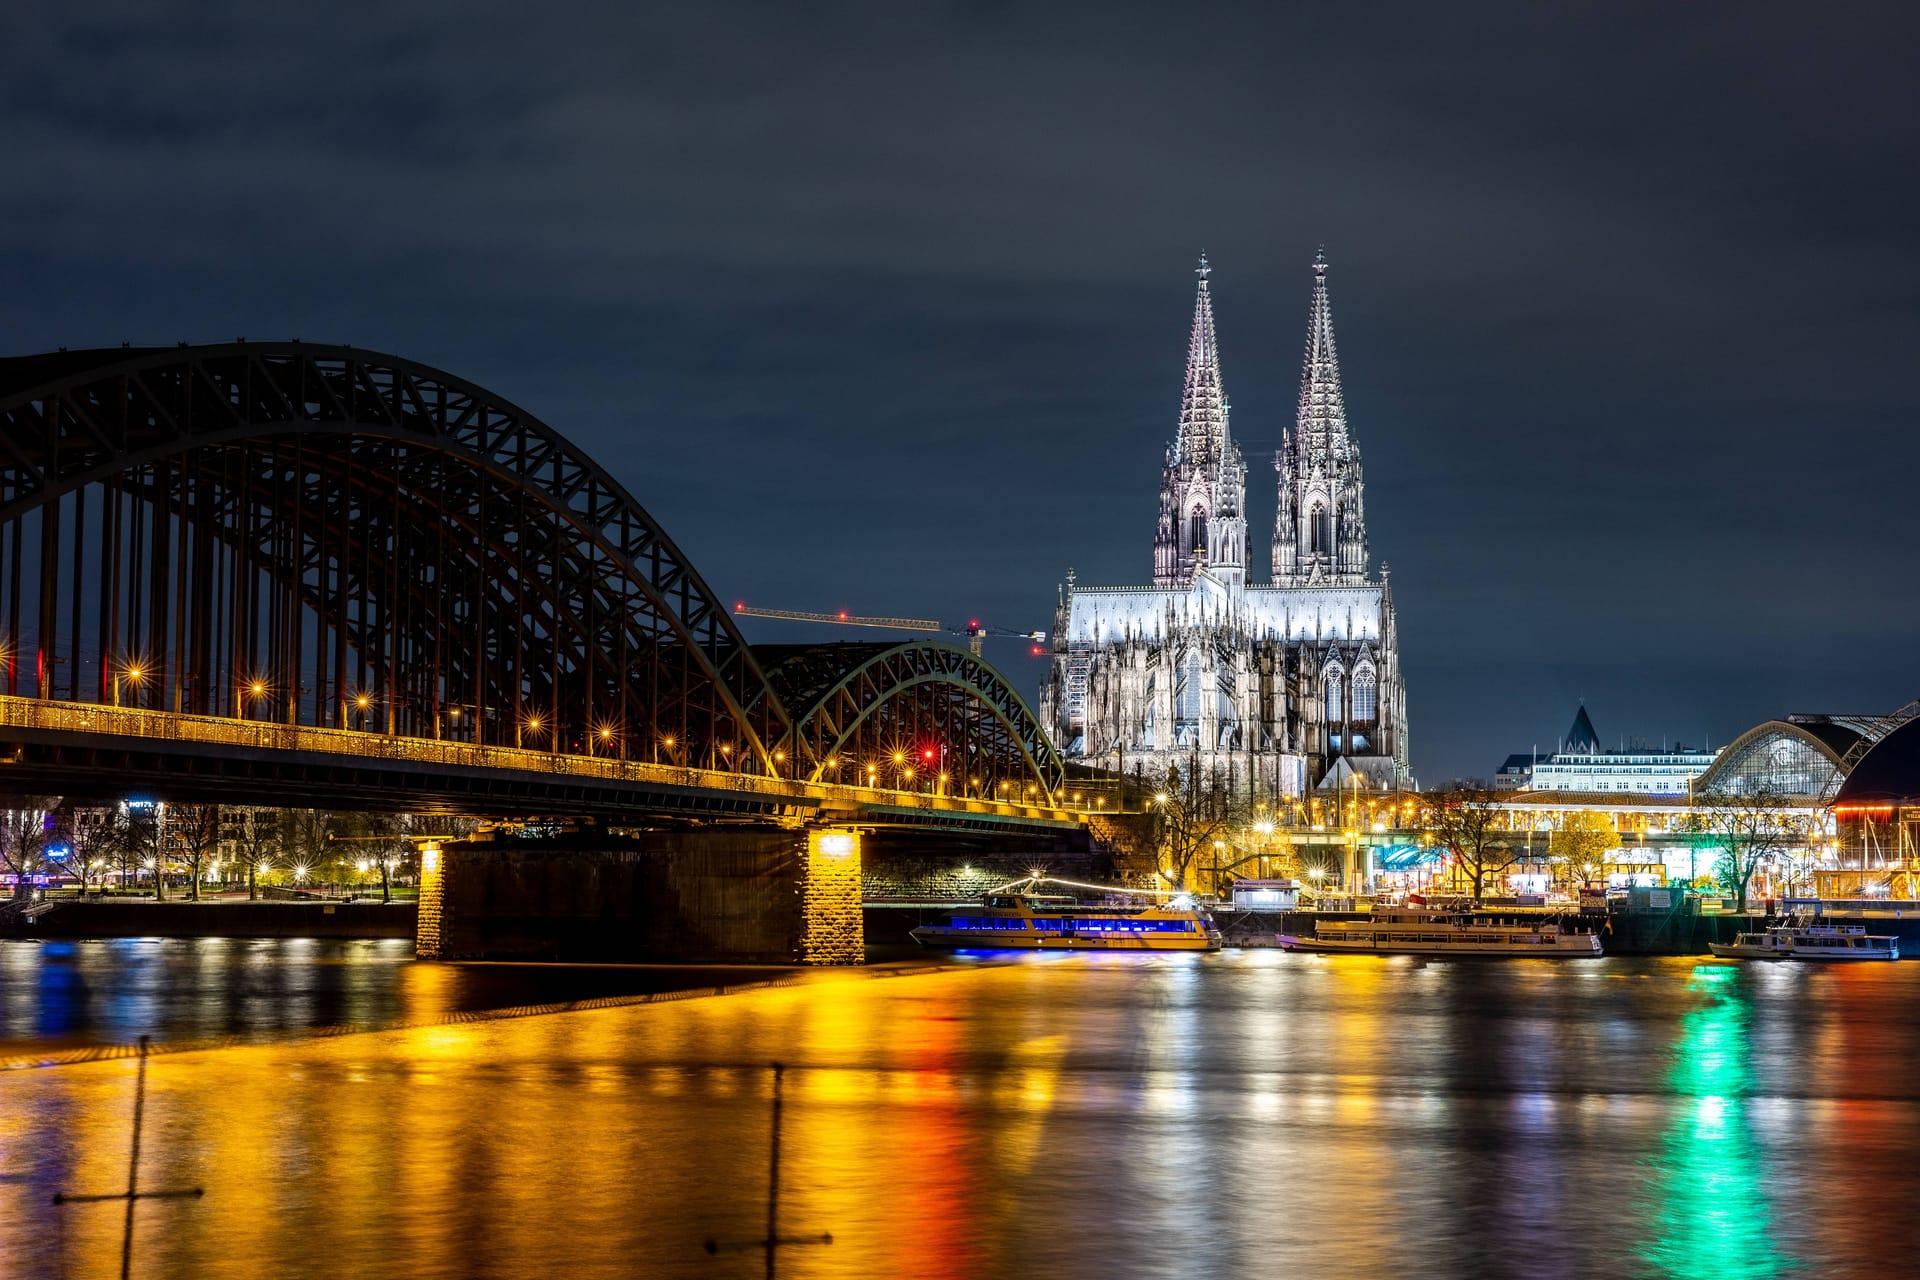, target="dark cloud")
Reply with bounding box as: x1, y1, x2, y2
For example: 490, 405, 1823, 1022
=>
3, 0, 1916, 778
